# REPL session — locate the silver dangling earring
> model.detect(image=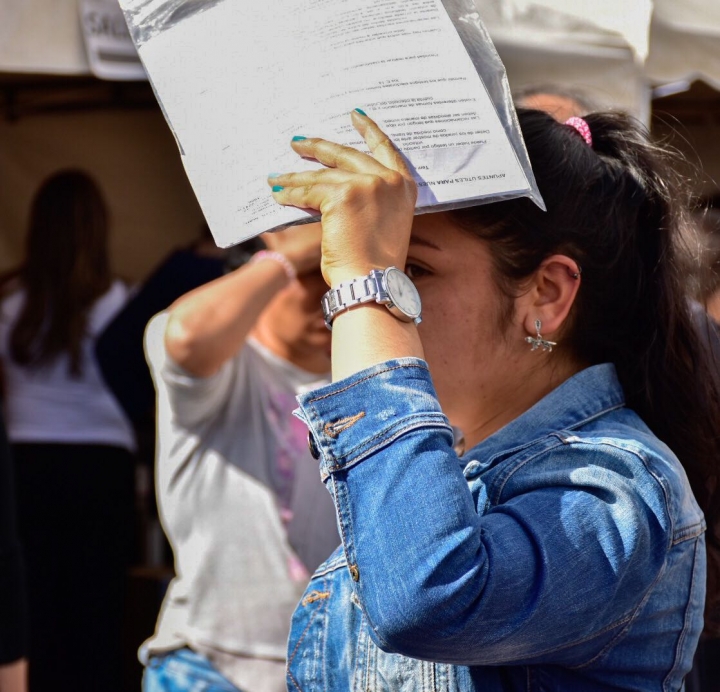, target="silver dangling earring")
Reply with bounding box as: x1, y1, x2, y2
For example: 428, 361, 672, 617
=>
525, 319, 557, 352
